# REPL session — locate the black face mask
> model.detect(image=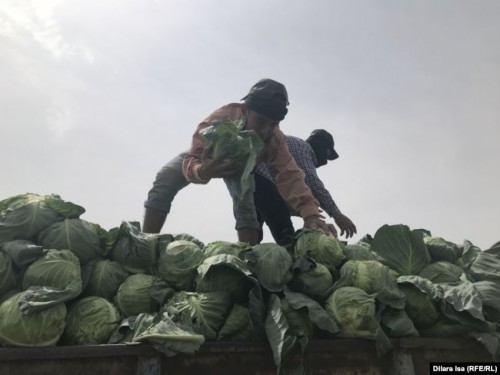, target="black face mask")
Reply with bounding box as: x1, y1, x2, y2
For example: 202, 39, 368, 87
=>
308, 139, 328, 167
244, 95, 288, 121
